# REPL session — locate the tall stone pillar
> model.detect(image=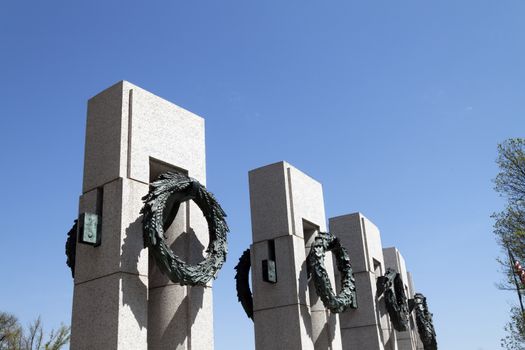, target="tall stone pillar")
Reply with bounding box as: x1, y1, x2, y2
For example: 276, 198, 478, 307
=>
248, 161, 342, 350
70, 81, 212, 350
329, 213, 396, 350
383, 247, 419, 350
